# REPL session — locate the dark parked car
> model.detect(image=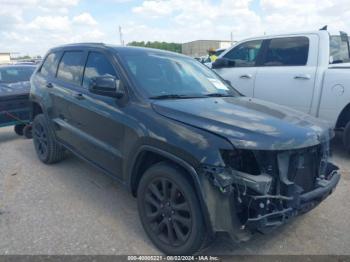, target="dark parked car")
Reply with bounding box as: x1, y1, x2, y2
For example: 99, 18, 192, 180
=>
30, 43, 340, 255
0, 64, 36, 135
